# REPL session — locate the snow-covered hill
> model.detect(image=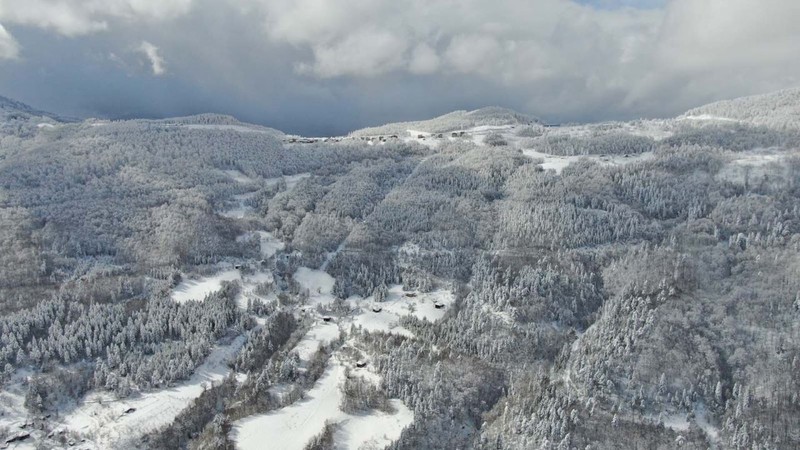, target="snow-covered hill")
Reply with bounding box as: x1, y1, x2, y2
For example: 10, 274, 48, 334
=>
681, 87, 800, 129
351, 106, 540, 137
